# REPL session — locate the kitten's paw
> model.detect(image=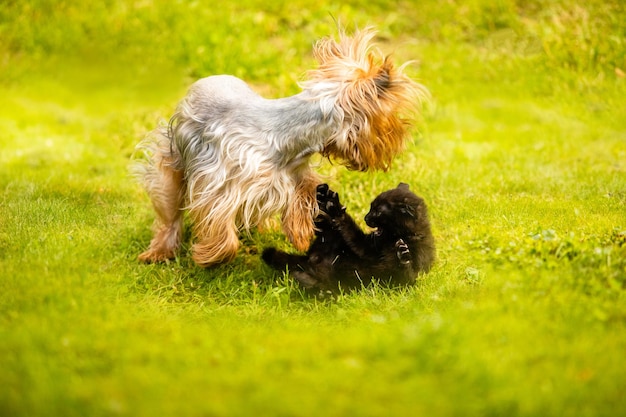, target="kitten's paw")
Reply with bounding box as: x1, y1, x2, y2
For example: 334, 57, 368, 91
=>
395, 239, 412, 265
294, 271, 320, 289
316, 185, 344, 218
316, 184, 329, 202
